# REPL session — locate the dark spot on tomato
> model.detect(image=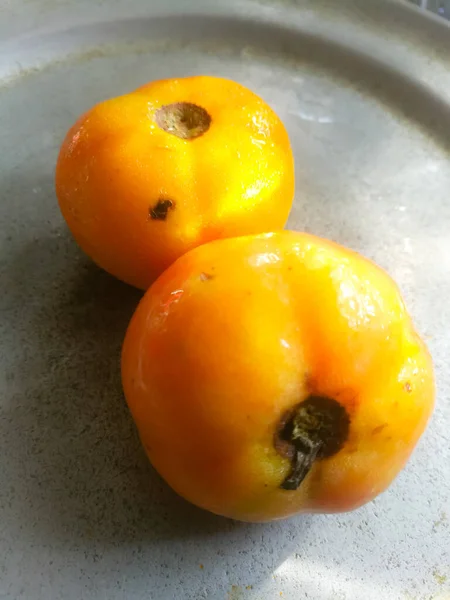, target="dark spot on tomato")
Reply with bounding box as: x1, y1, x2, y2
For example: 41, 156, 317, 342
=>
149, 198, 175, 220
199, 272, 214, 282
371, 424, 388, 436
404, 381, 412, 393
